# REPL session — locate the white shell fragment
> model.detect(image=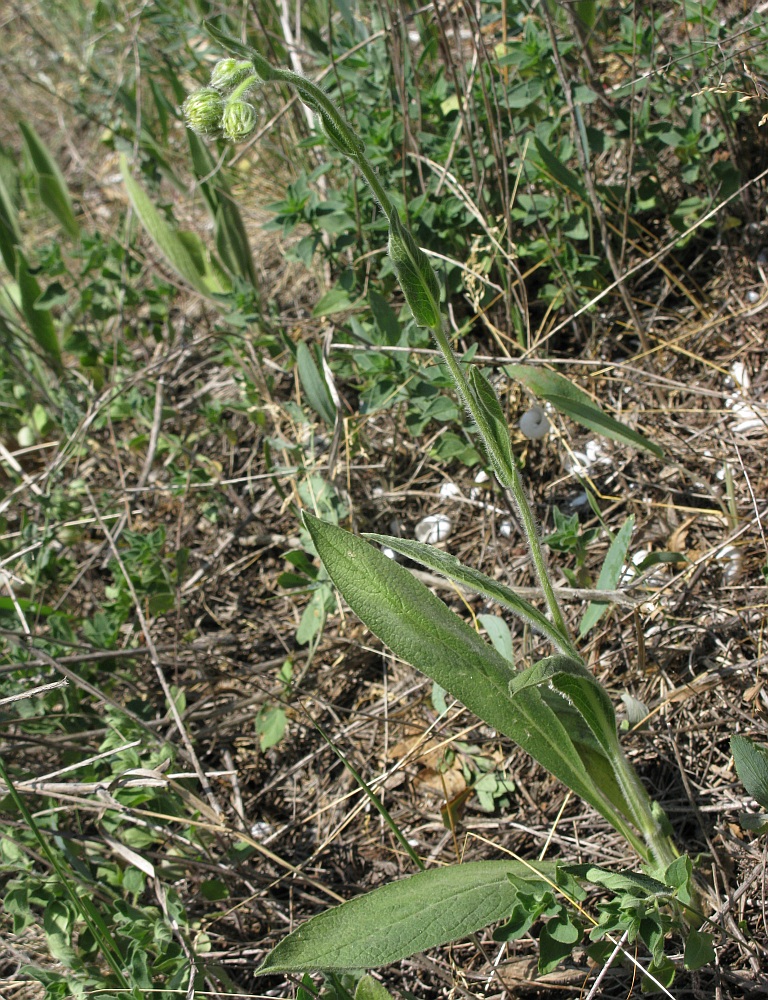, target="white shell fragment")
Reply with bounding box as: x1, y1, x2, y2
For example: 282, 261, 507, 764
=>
715, 543, 742, 585
414, 514, 452, 545
519, 405, 550, 440
564, 439, 610, 476
724, 361, 766, 434
439, 481, 461, 498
